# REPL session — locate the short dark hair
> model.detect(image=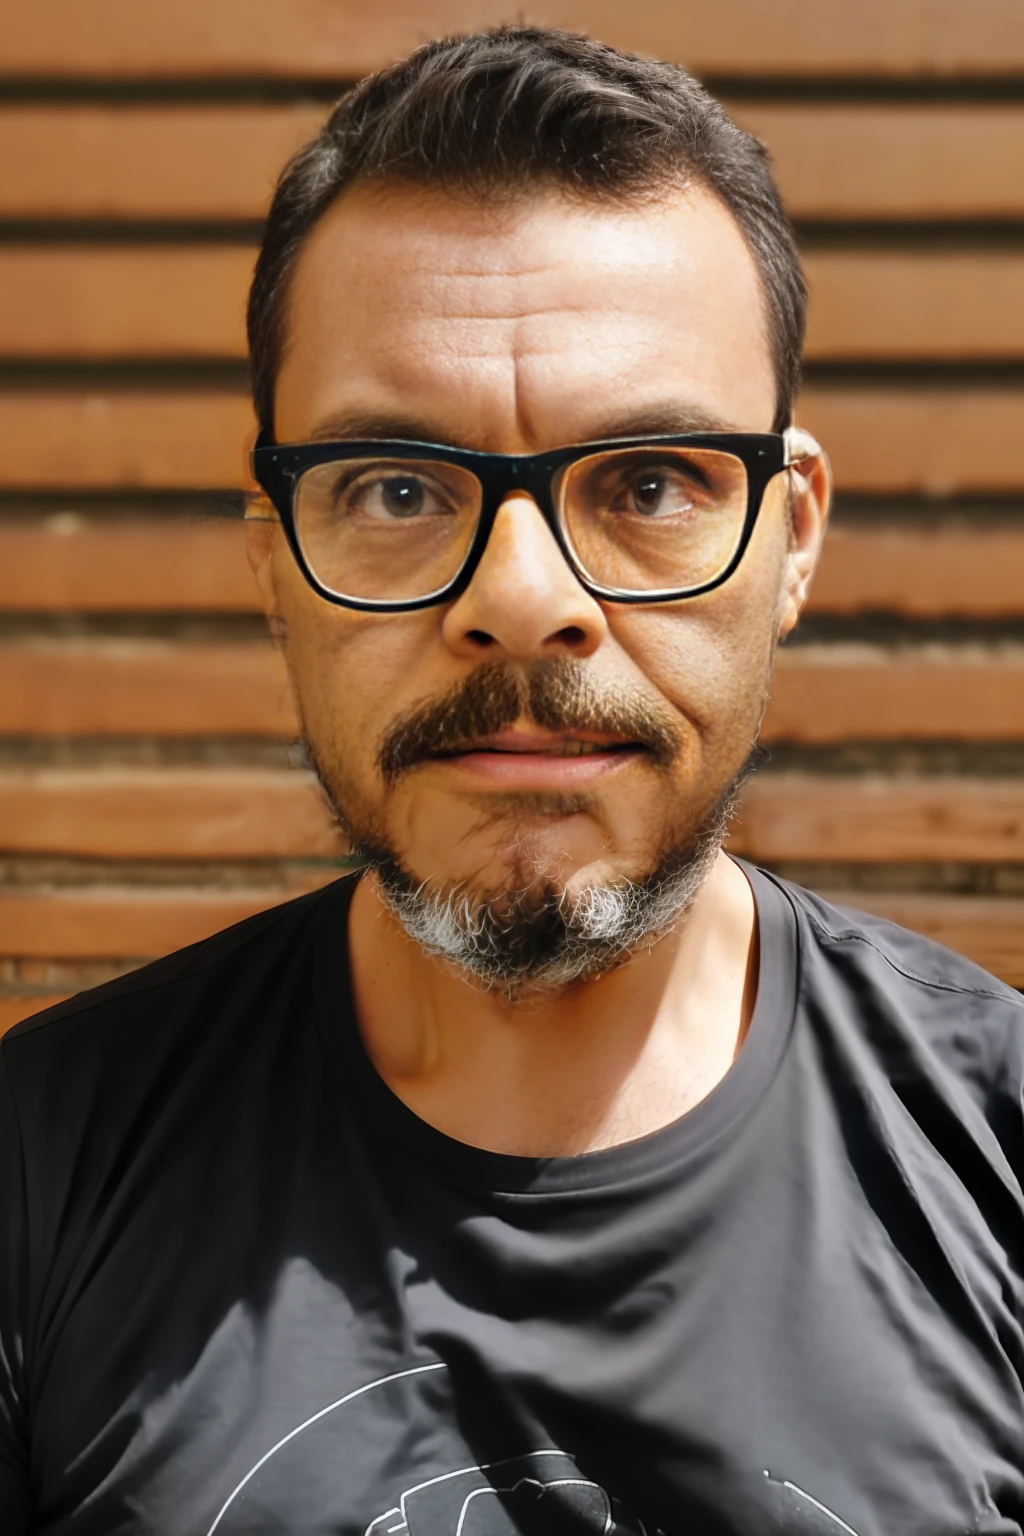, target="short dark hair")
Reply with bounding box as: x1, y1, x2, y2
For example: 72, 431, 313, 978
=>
248, 25, 805, 437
